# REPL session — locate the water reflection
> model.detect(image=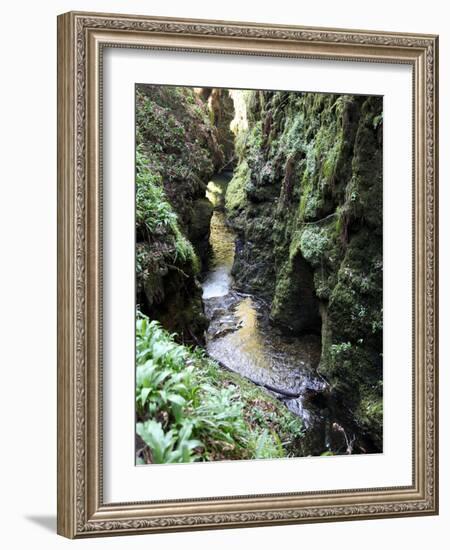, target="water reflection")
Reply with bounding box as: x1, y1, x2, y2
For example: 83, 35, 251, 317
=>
202, 210, 235, 299
205, 292, 322, 403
